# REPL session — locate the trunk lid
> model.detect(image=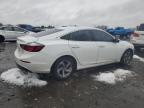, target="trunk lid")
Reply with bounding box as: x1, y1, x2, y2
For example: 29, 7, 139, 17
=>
134, 31, 144, 40
16, 36, 40, 56
17, 35, 38, 44
131, 31, 144, 44
131, 31, 144, 40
